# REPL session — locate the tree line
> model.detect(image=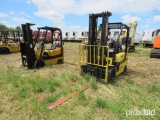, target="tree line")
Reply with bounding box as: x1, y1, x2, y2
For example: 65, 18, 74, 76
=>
0, 23, 22, 33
